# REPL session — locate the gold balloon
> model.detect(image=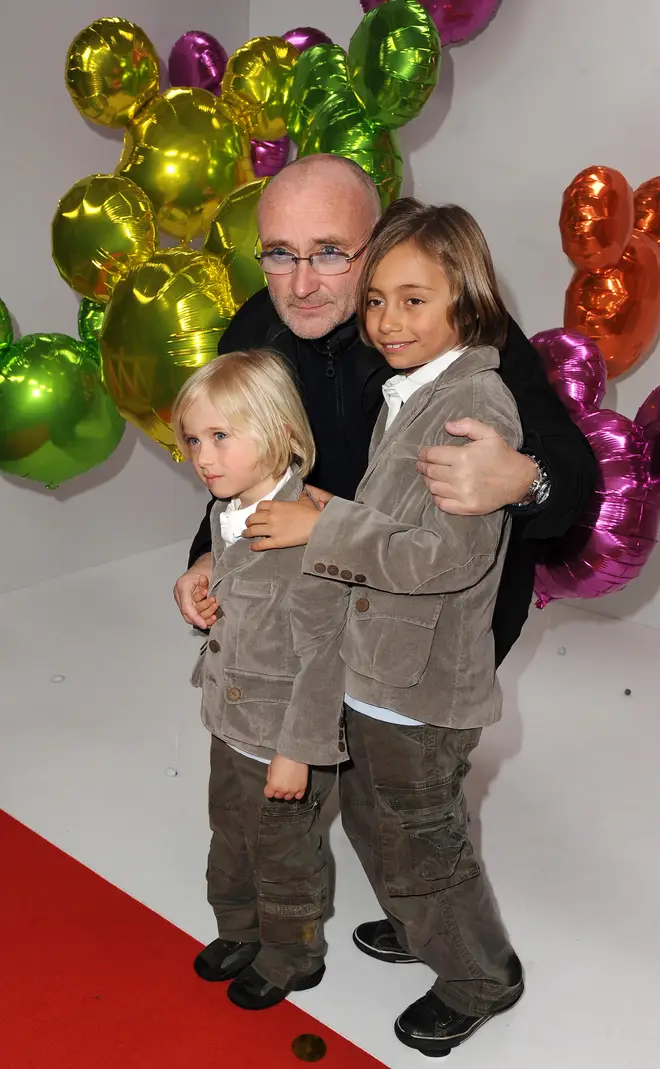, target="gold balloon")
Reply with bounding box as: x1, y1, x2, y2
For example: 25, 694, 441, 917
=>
65, 17, 160, 128
52, 174, 157, 303
222, 36, 299, 141
100, 249, 240, 457
119, 87, 254, 243
204, 179, 269, 305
